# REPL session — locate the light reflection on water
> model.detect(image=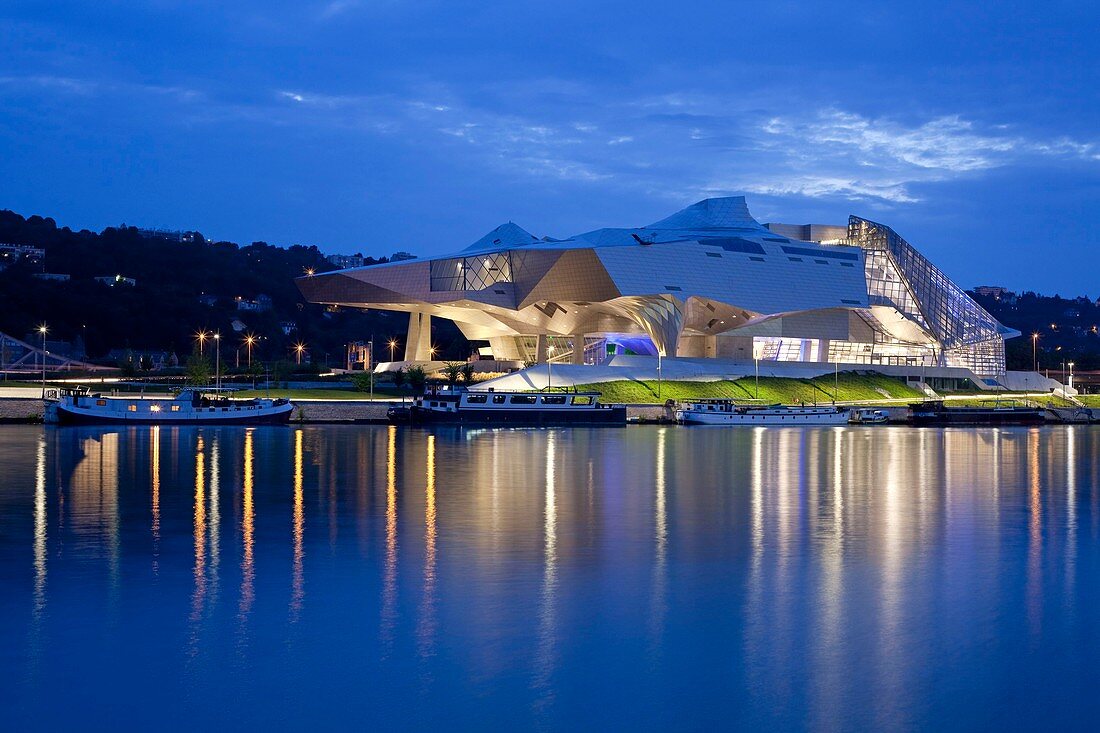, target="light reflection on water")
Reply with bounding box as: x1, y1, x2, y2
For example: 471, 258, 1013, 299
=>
2, 424, 1100, 729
